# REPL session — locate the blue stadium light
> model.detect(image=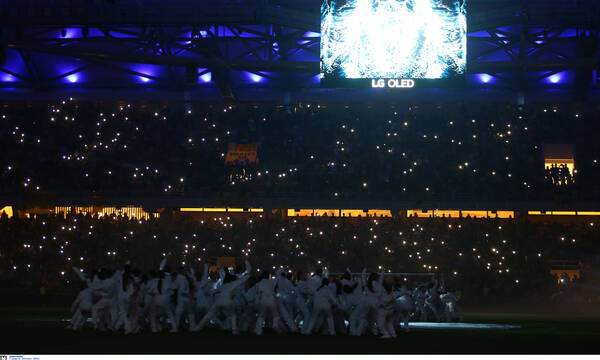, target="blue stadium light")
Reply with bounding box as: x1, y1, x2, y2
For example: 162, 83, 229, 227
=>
199, 72, 212, 83
138, 75, 152, 83
247, 72, 264, 83
66, 74, 80, 83
468, 30, 491, 38
548, 74, 561, 84
59, 28, 78, 39
1, 73, 17, 82
110, 31, 138, 39
539, 71, 570, 85
304, 31, 321, 38
478, 74, 493, 84
132, 65, 159, 83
